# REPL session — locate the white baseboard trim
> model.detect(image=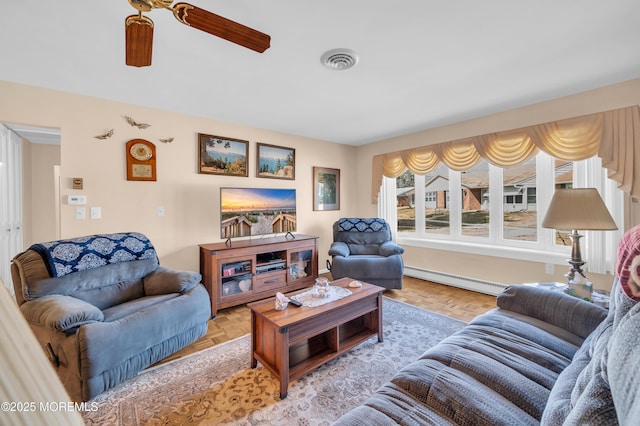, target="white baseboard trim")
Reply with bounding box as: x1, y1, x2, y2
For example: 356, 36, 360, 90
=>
404, 266, 508, 296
